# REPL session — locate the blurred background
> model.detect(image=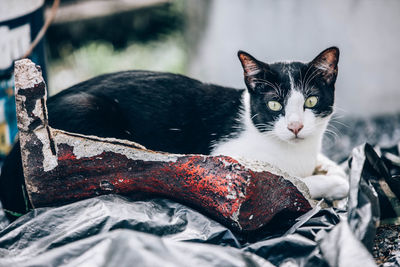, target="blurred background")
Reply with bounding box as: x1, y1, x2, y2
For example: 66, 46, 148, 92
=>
41, 0, 400, 117
1, 0, 400, 160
